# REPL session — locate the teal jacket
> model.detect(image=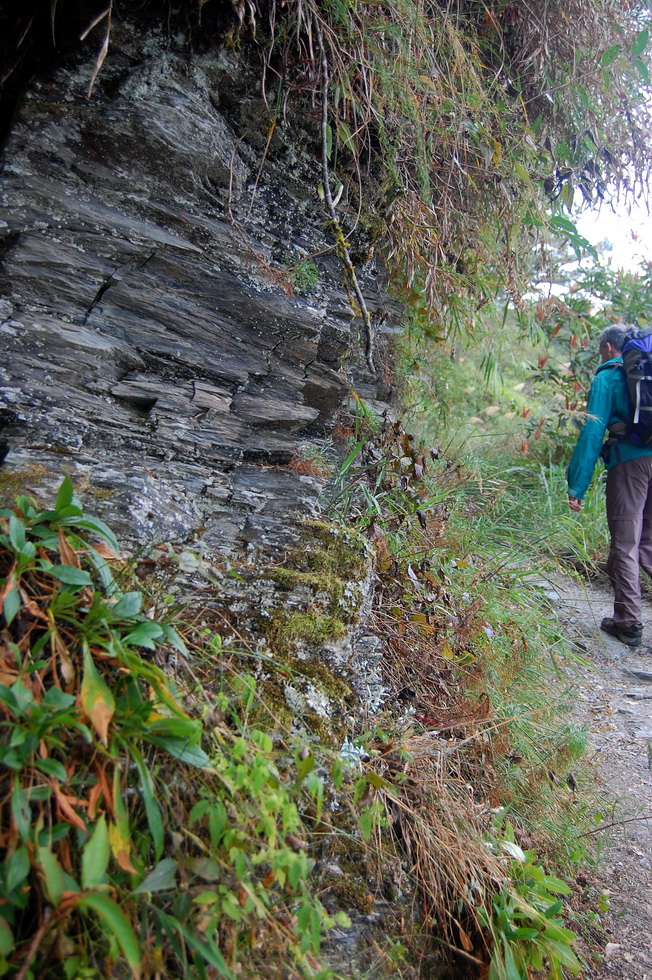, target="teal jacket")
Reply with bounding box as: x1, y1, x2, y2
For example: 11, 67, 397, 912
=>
566, 356, 652, 499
